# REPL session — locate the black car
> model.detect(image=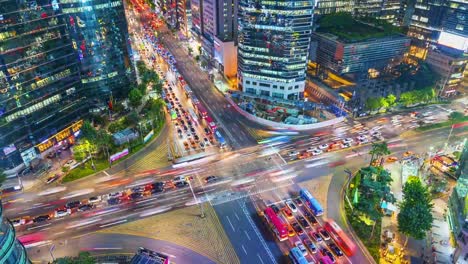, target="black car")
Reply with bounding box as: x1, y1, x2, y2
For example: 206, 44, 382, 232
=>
319, 228, 331, 240
270, 204, 280, 214
78, 204, 94, 212
175, 181, 188, 188
130, 192, 143, 200
329, 243, 344, 257
194, 135, 200, 142
187, 121, 192, 126
297, 216, 310, 229
33, 215, 50, 223
151, 182, 165, 193
107, 198, 120, 205
183, 125, 188, 132
205, 176, 217, 183
294, 197, 303, 206
66, 200, 81, 209
190, 127, 195, 133
304, 211, 318, 225
204, 128, 211, 135
291, 222, 304, 235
